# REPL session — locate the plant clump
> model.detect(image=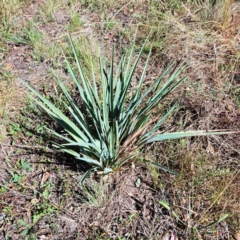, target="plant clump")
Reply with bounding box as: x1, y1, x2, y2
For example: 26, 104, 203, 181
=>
21, 36, 231, 183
